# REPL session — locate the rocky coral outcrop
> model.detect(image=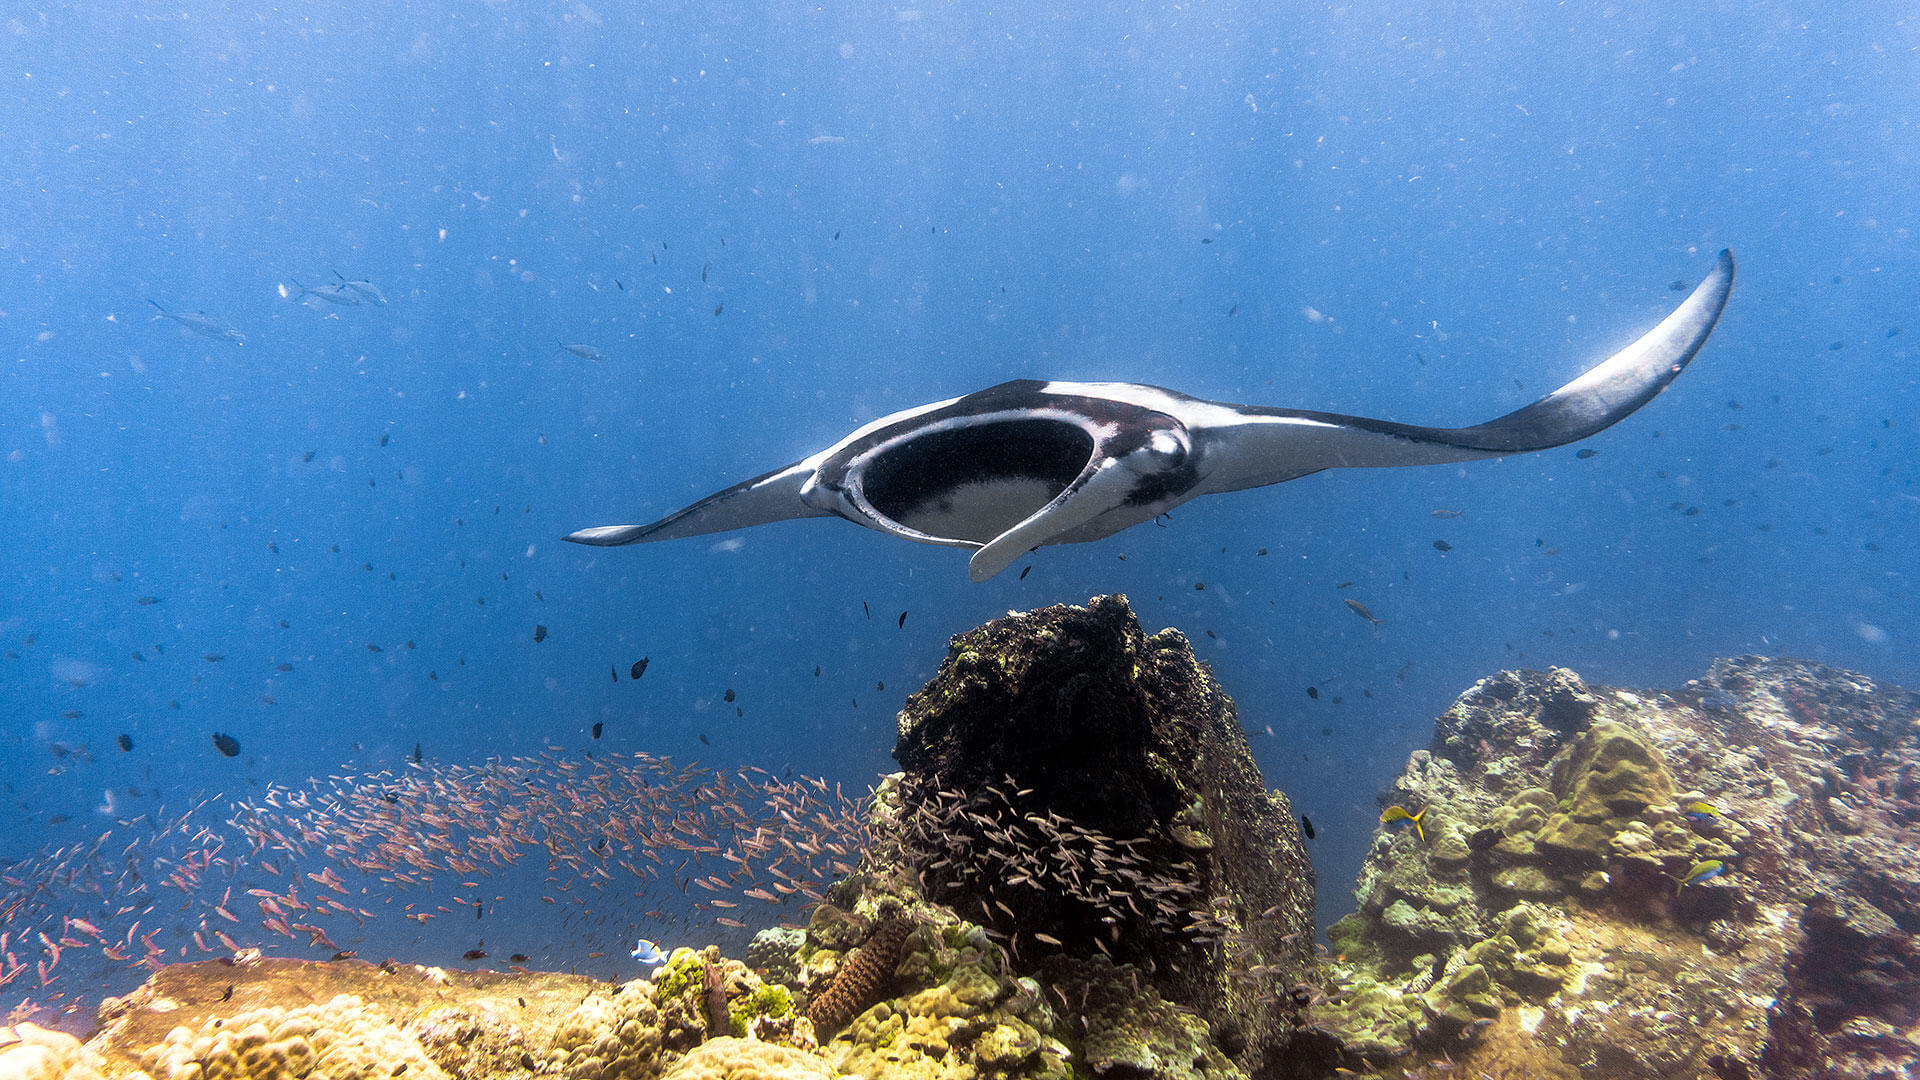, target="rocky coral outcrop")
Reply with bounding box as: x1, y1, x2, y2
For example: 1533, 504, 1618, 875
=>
1318, 657, 1920, 1080
885, 594, 1318, 1079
